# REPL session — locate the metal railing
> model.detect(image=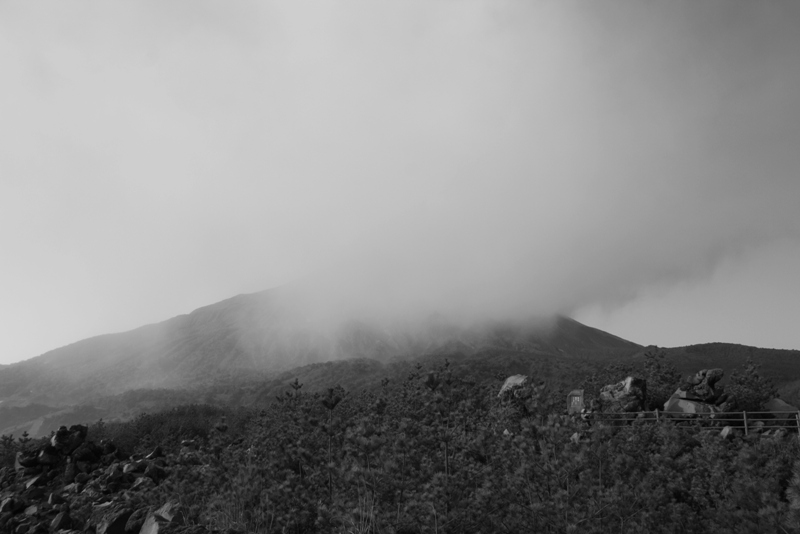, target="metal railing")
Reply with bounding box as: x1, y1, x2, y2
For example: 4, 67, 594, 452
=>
586, 410, 800, 435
